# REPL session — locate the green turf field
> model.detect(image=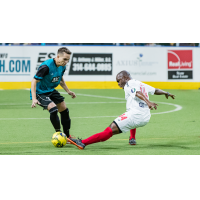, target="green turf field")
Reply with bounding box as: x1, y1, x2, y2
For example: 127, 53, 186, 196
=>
0, 89, 199, 155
